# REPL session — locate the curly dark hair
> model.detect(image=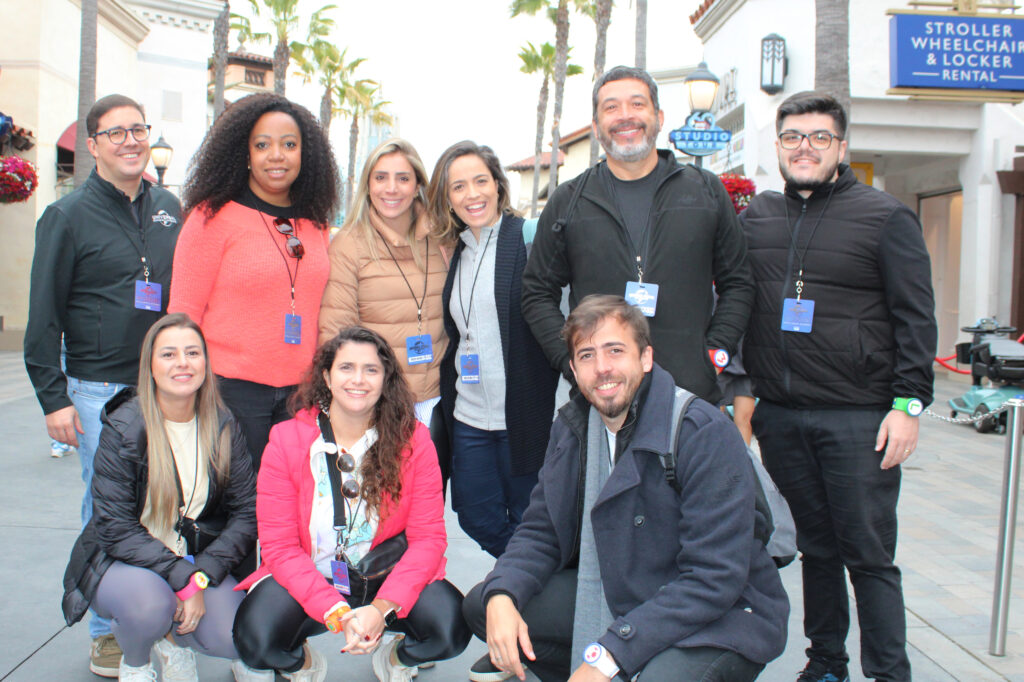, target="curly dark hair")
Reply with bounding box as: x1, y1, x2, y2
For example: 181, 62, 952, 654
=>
291, 326, 417, 520
182, 92, 340, 227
